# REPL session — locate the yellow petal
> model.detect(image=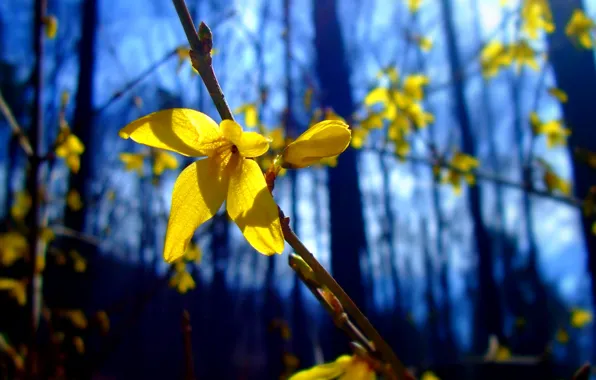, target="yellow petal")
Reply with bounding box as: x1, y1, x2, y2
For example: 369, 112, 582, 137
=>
164, 160, 227, 263
282, 120, 351, 168
119, 109, 223, 157
220, 119, 243, 143
290, 355, 353, 380
227, 160, 284, 255
237, 132, 270, 157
